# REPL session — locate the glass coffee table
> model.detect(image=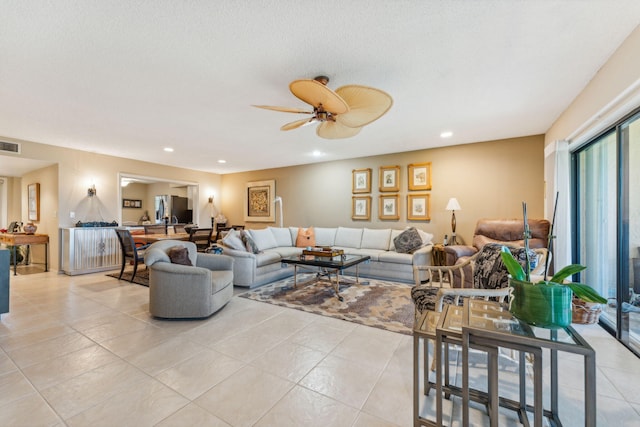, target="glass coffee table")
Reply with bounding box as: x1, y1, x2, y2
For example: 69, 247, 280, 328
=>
281, 254, 370, 301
